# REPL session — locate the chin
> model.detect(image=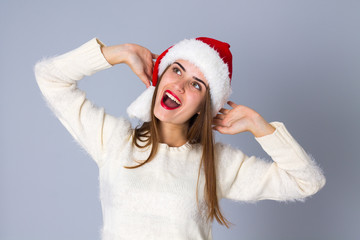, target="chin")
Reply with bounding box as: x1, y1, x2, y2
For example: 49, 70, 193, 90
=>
153, 111, 185, 125
154, 111, 174, 123
153, 108, 170, 122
